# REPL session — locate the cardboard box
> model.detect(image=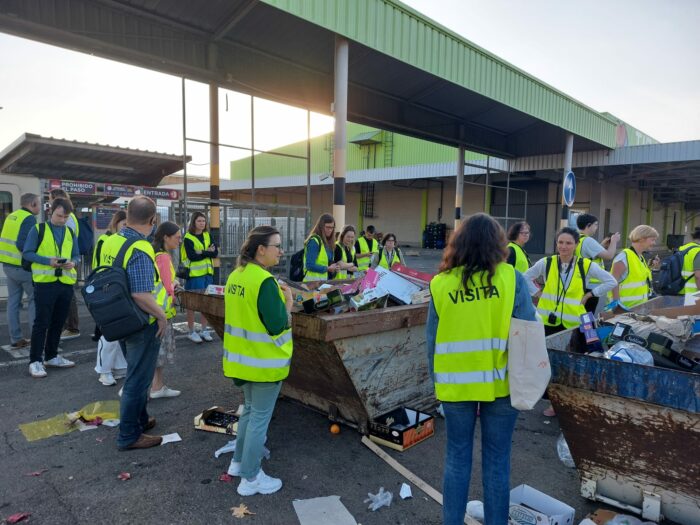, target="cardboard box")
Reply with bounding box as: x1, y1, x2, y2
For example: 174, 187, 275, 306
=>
390, 264, 435, 286
373, 266, 422, 304
509, 484, 575, 525
368, 407, 434, 451
194, 406, 239, 435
